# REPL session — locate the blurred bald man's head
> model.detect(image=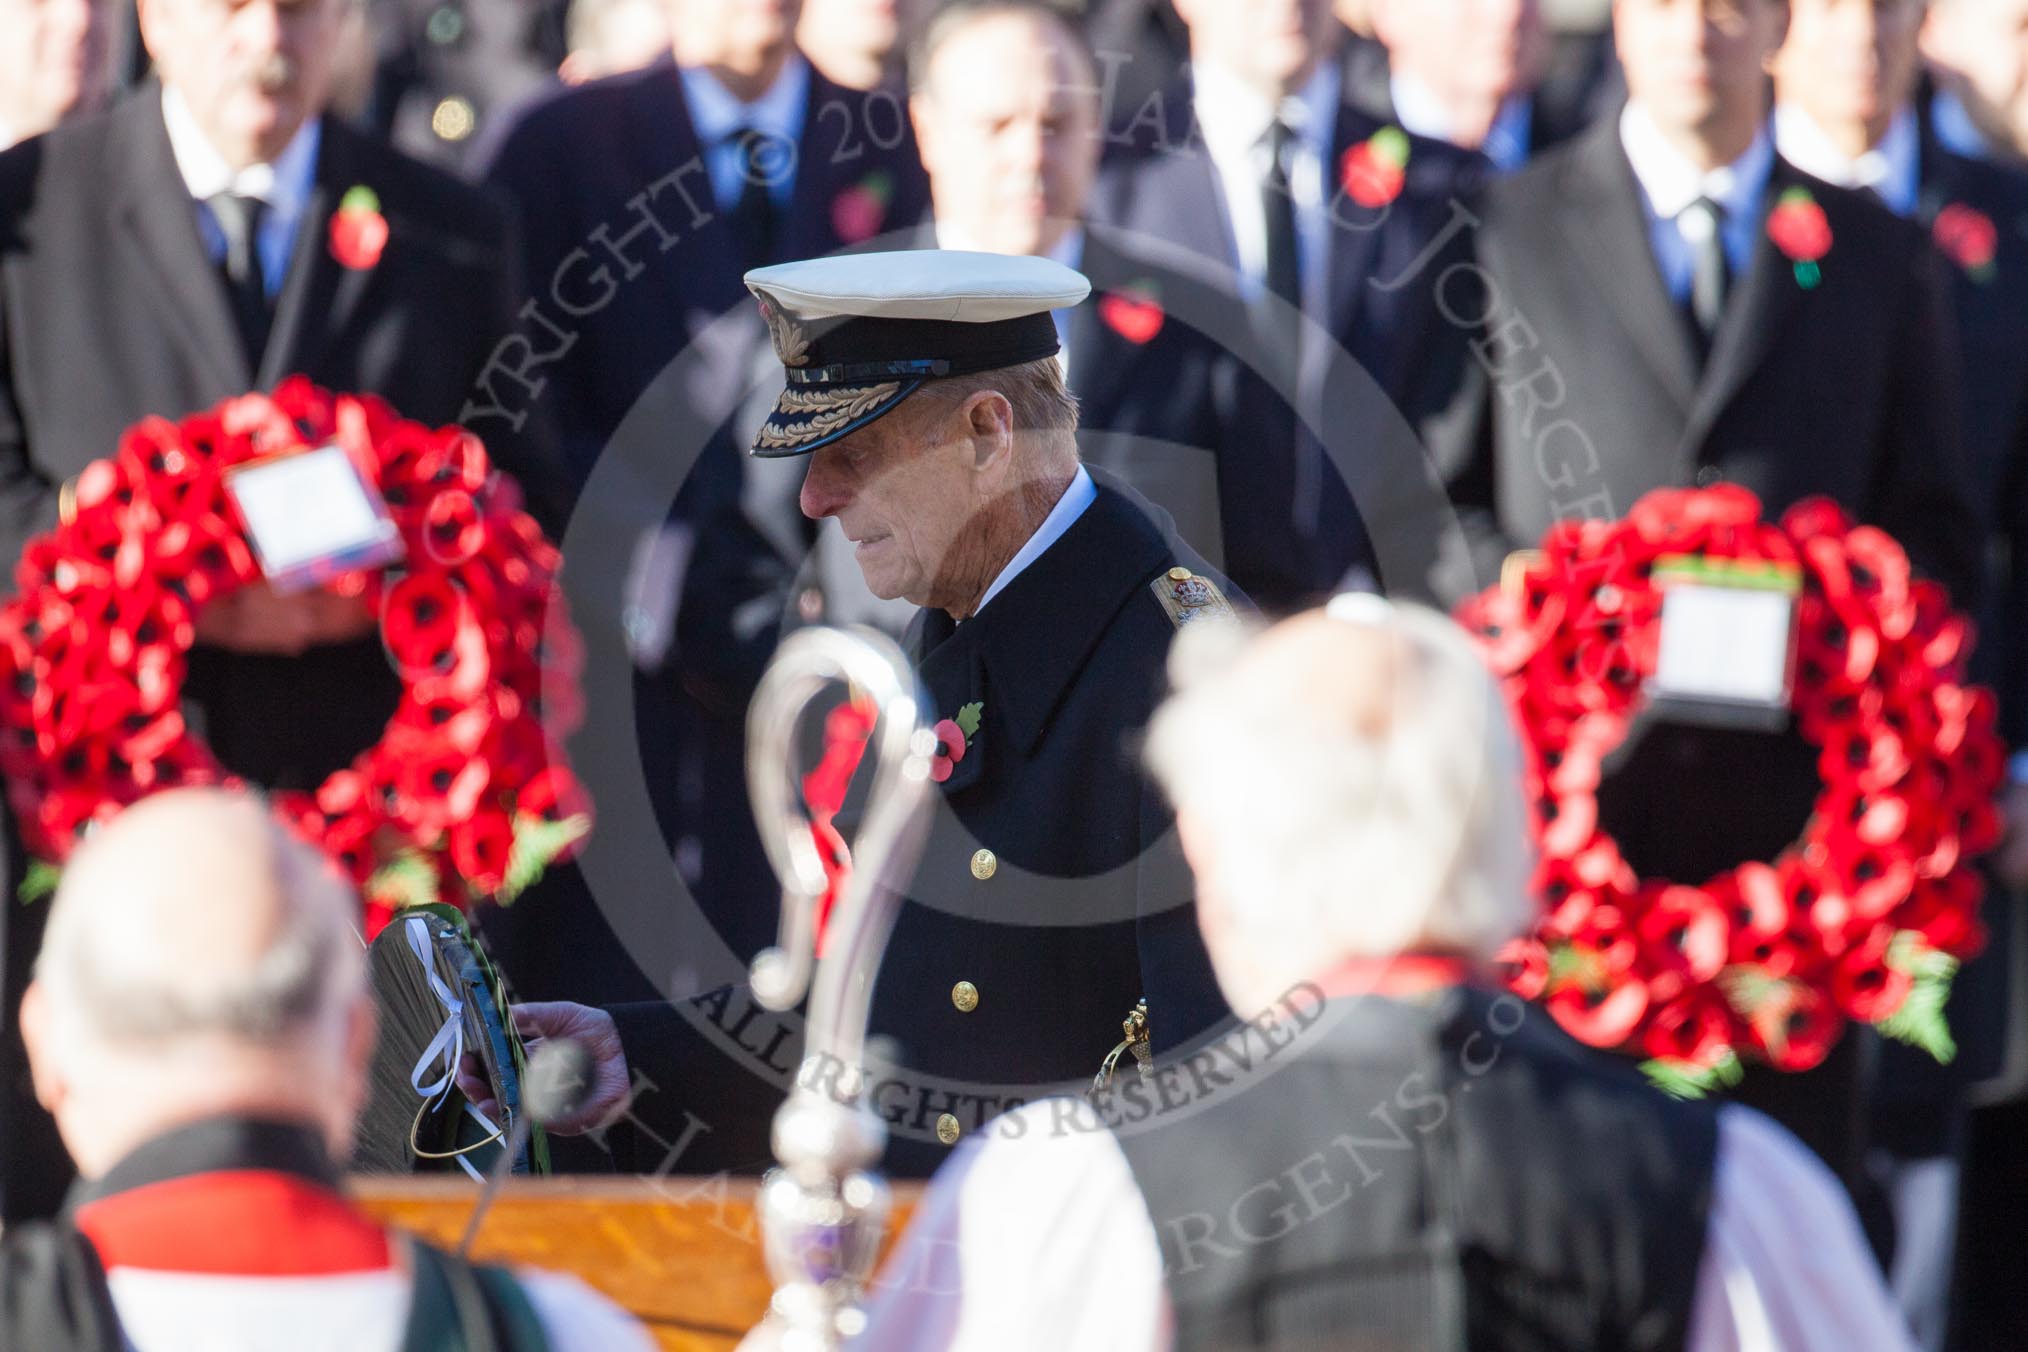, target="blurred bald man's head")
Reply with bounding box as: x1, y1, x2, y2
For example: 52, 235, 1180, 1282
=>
20, 789, 375, 1176
1146, 600, 1538, 1014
